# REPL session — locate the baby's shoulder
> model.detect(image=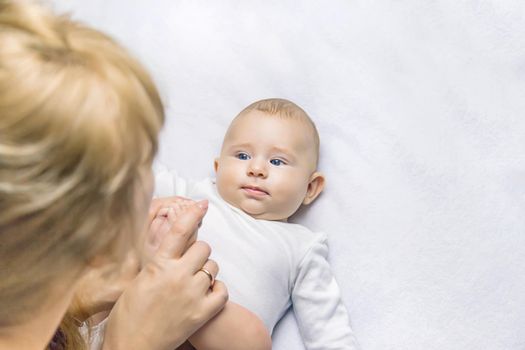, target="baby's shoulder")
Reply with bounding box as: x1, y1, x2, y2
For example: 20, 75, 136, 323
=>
265, 221, 328, 253
276, 221, 322, 237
